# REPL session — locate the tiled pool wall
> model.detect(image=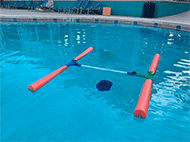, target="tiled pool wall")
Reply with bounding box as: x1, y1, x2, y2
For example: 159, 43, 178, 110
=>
3, 0, 190, 17
0, 17, 190, 32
